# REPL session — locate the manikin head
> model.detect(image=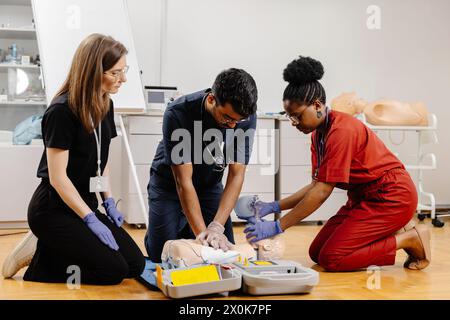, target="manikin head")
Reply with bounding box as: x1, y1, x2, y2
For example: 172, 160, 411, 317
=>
234, 195, 286, 260
251, 235, 286, 260
330, 92, 367, 115
161, 239, 257, 269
